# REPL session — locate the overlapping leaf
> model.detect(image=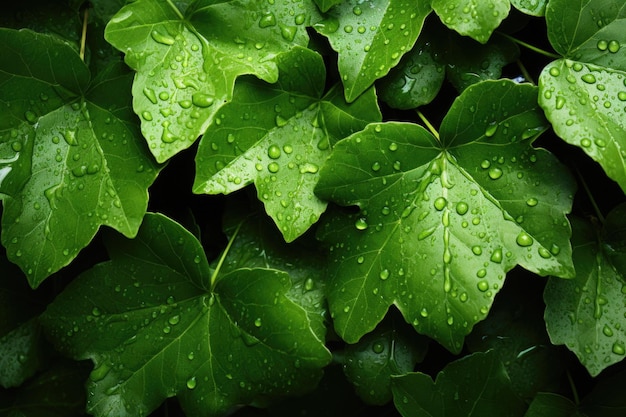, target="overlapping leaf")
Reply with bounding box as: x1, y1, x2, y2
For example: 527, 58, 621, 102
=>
544, 206, 626, 376
511, 0, 547, 16
391, 351, 526, 417
193, 47, 381, 242
431, 0, 510, 44
316, 80, 575, 352
0, 29, 160, 287
40, 213, 331, 417
105, 0, 320, 163
539, 0, 626, 192
313, 0, 432, 102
